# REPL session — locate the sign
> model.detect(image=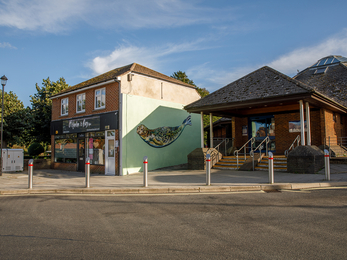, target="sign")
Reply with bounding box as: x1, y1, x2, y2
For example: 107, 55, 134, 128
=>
289, 121, 307, 133
242, 125, 248, 136
63, 116, 100, 133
